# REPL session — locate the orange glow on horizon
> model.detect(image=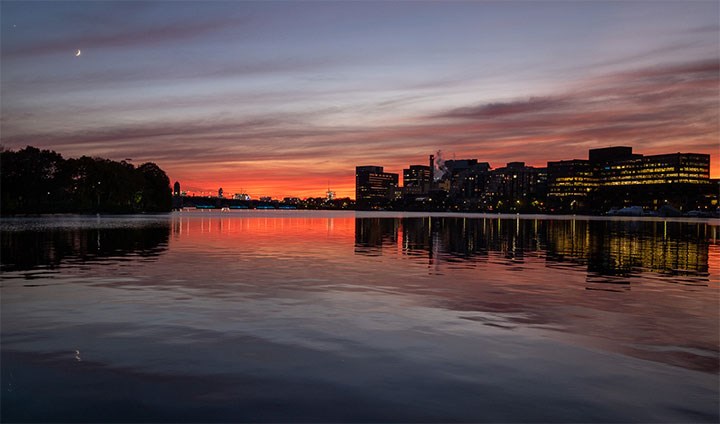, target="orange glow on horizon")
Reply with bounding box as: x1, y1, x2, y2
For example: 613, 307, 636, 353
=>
171, 174, 357, 199
168, 148, 718, 200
